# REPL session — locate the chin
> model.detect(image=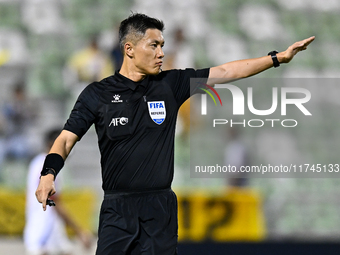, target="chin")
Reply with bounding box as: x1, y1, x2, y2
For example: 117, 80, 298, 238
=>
148, 68, 162, 76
